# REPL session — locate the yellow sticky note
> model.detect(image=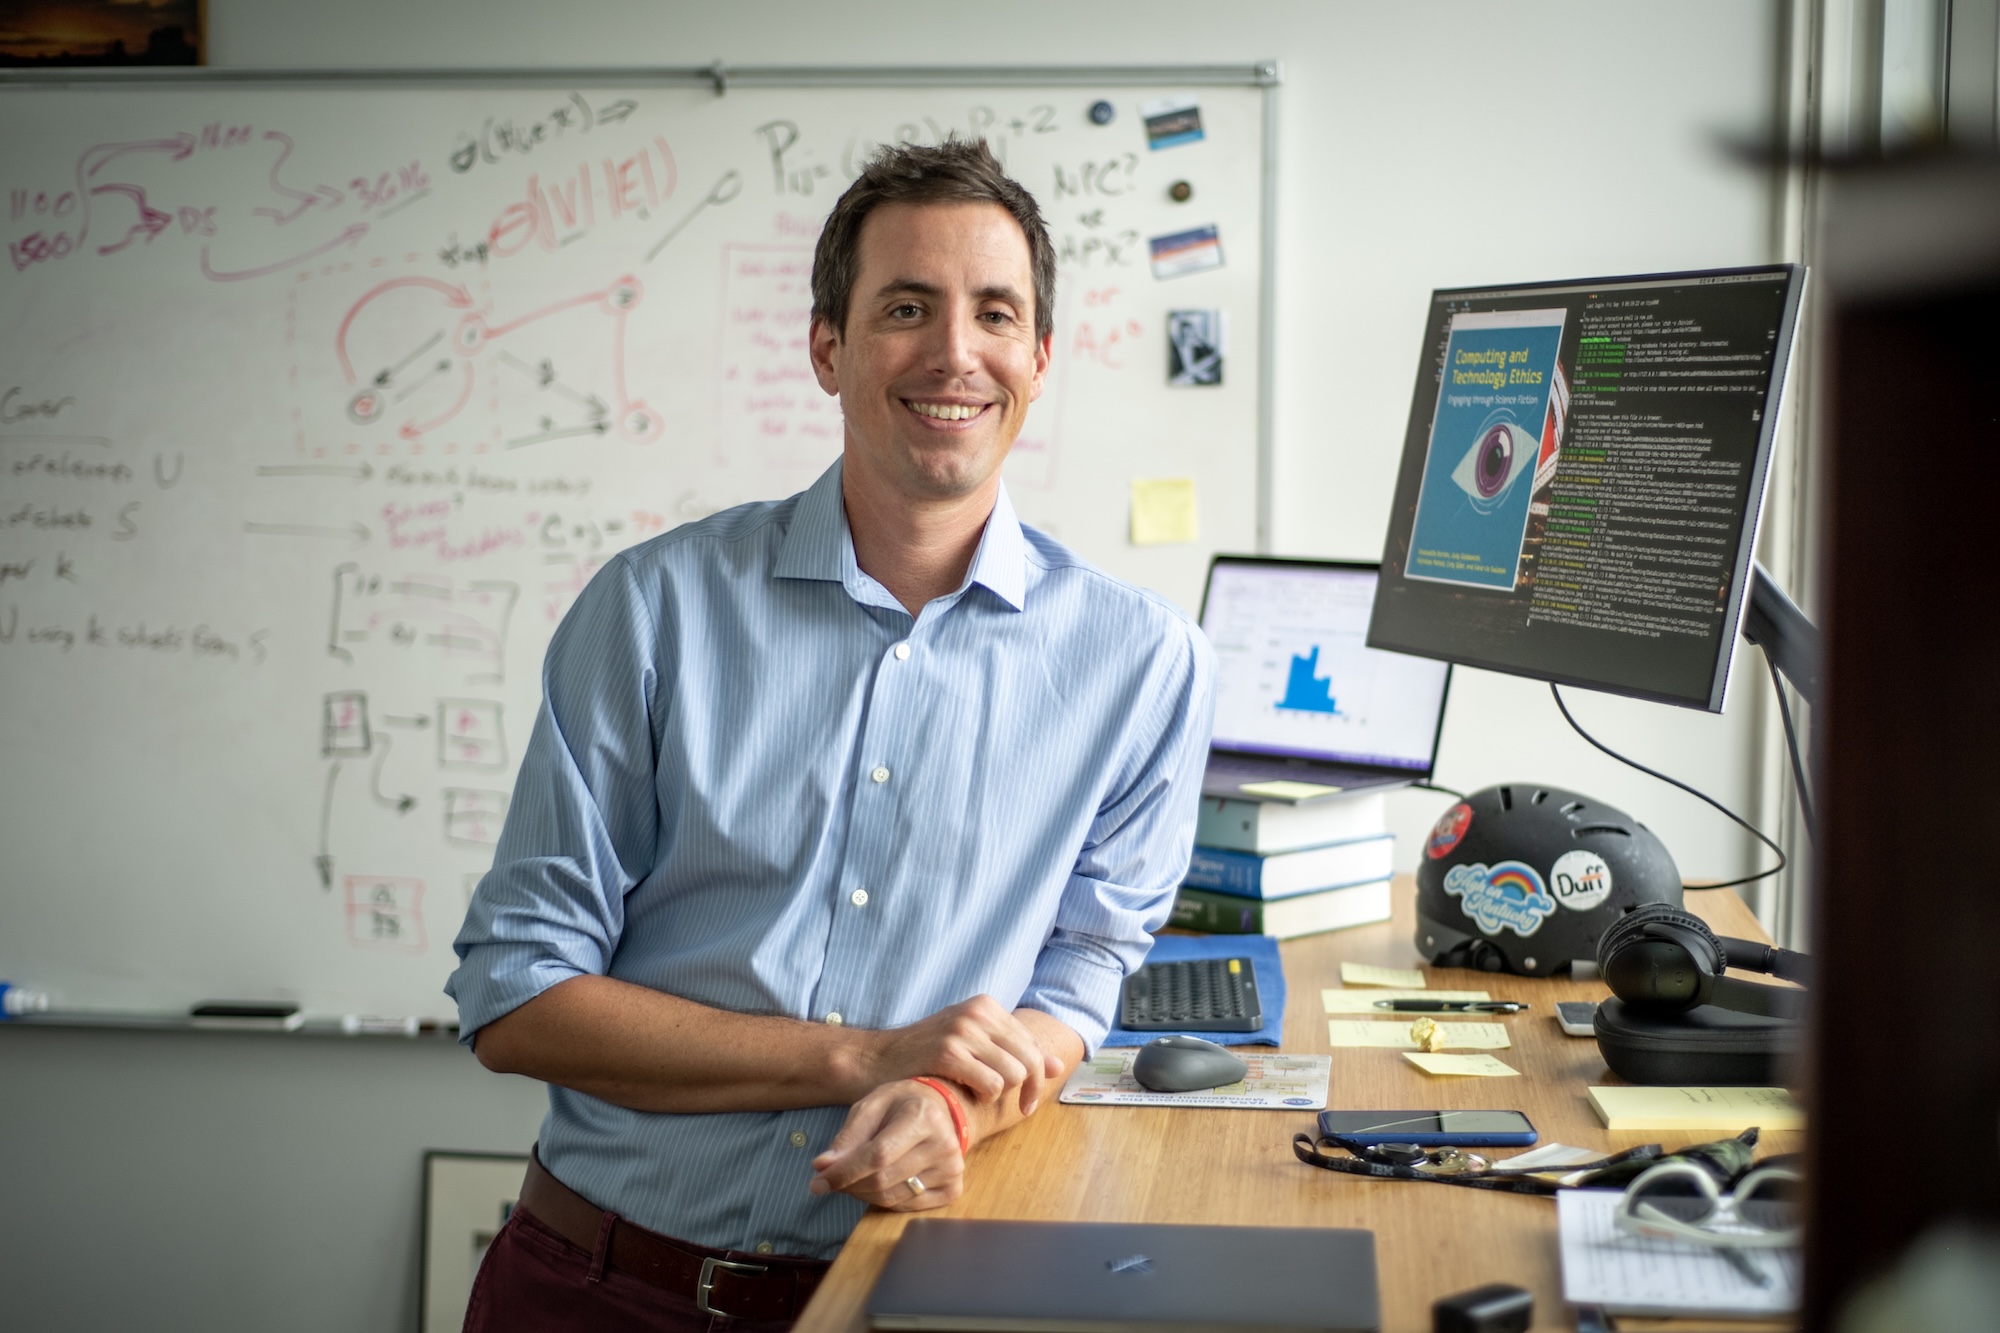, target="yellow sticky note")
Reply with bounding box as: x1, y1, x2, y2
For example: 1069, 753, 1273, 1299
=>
1325, 1020, 1511, 1050
1341, 962, 1427, 989
1587, 1086, 1803, 1132
1130, 477, 1198, 545
1237, 779, 1343, 801
1404, 1052, 1520, 1077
